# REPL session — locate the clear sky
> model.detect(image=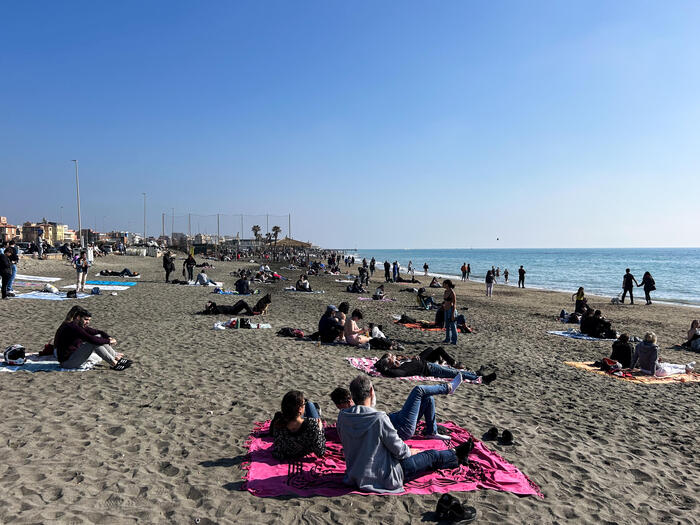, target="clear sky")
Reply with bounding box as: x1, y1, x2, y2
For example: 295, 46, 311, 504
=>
2, 1, 699, 249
